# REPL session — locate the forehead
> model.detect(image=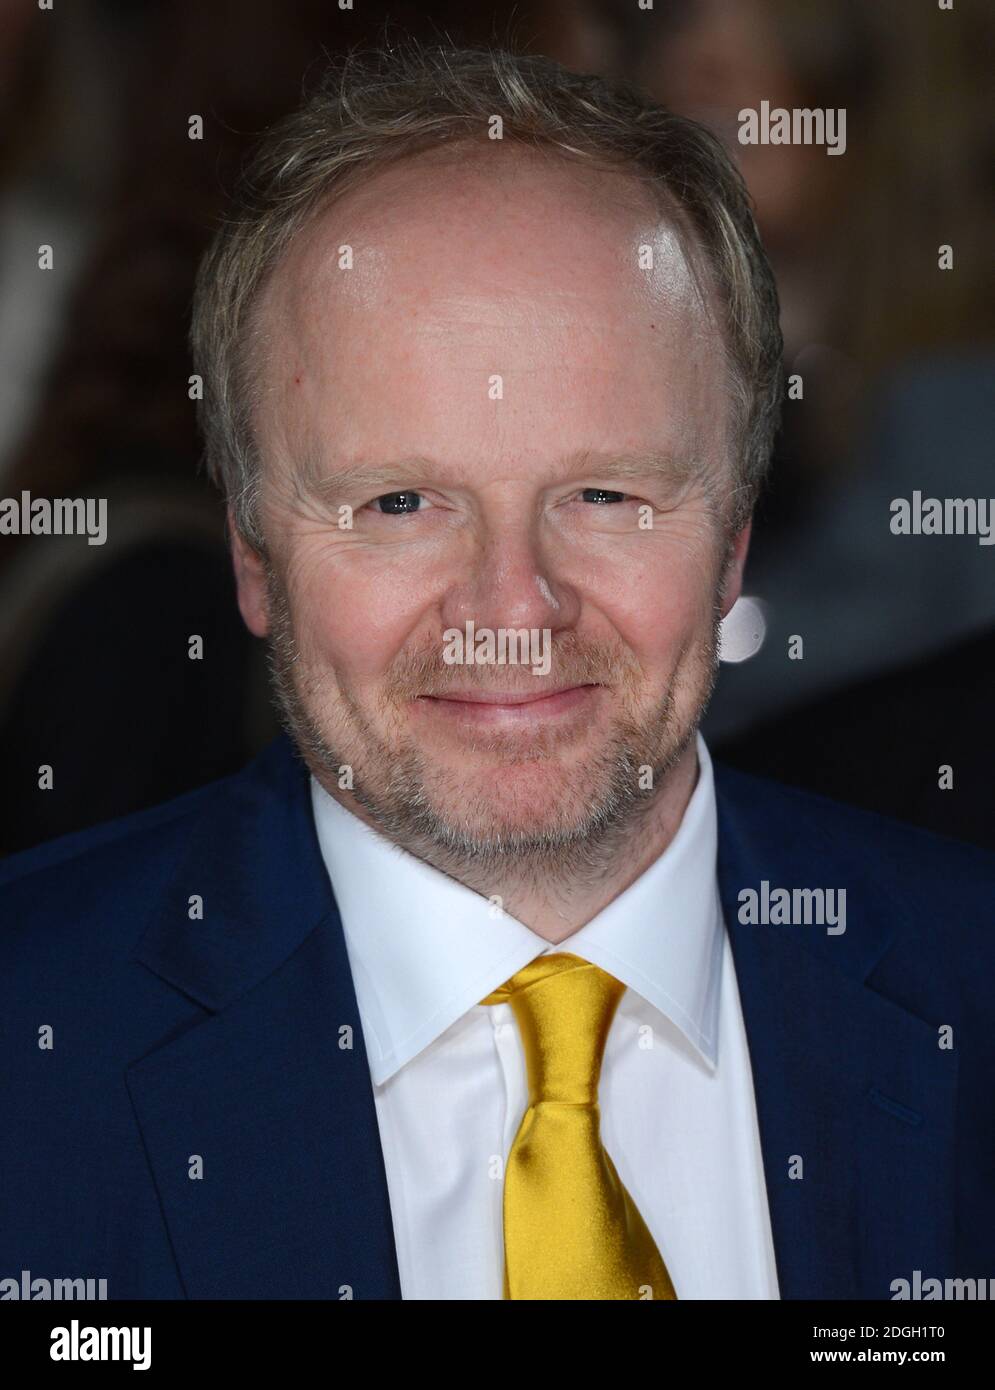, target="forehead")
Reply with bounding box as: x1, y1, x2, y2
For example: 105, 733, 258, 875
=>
251, 143, 729, 469
260, 142, 716, 332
